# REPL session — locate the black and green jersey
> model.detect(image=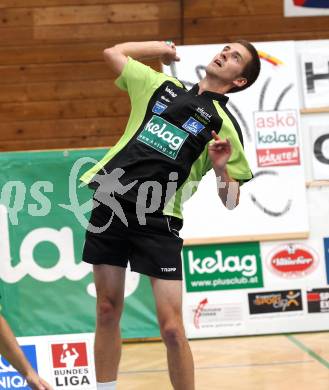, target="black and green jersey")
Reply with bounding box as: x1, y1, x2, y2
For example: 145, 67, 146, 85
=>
81, 57, 252, 219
